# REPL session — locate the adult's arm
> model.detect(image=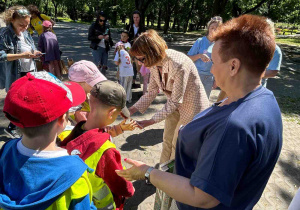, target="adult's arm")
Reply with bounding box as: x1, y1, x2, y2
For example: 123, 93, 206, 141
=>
132, 72, 159, 114
263, 70, 278, 78
6, 53, 34, 61
116, 158, 220, 208
40, 14, 55, 26
88, 24, 99, 42
188, 54, 210, 62
151, 64, 190, 123
263, 45, 282, 79
187, 38, 202, 62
